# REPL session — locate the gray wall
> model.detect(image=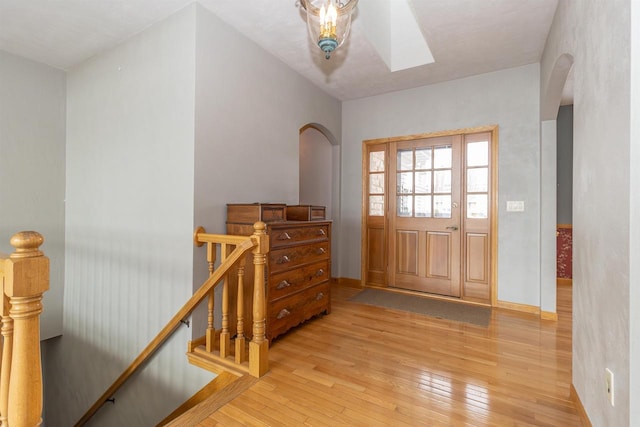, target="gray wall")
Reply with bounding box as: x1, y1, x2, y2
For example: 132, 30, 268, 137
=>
192, 4, 341, 323
42, 4, 342, 425
541, 0, 632, 425
631, 2, 640, 425
556, 105, 573, 224
299, 127, 334, 218
0, 51, 66, 340
192, 5, 341, 235
43, 6, 211, 426
341, 64, 541, 306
